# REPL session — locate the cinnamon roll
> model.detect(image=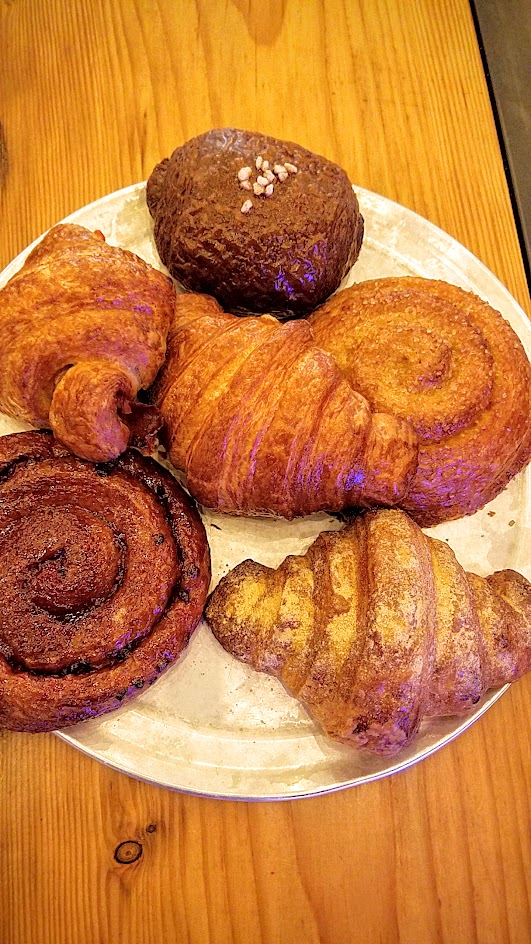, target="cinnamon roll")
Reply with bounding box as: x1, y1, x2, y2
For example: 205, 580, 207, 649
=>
0, 431, 211, 732
309, 277, 531, 525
